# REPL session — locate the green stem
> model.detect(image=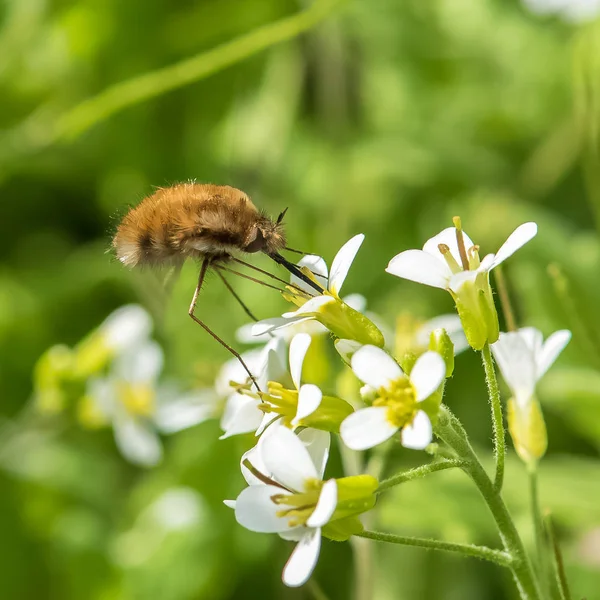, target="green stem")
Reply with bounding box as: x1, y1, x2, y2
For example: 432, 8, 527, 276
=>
355, 530, 512, 567
377, 459, 464, 493
545, 515, 572, 600
435, 408, 542, 600
529, 467, 549, 595
482, 342, 505, 491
